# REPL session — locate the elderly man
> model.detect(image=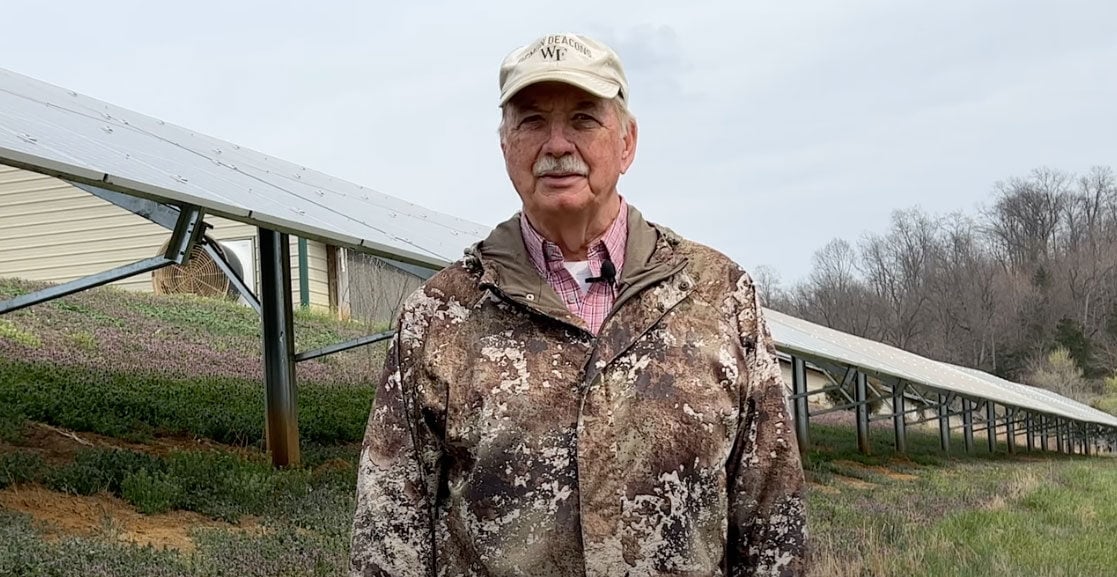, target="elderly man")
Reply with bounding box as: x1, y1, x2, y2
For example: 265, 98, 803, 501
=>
350, 33, 807, 577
